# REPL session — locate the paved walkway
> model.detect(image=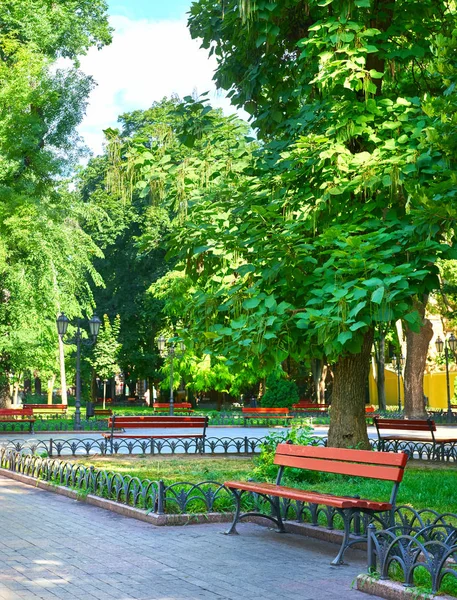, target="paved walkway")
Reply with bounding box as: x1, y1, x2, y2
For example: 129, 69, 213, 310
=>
0, 475, 380, 600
